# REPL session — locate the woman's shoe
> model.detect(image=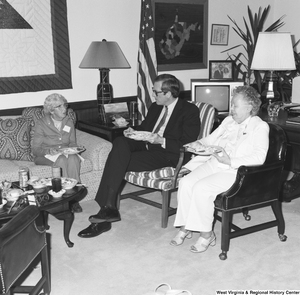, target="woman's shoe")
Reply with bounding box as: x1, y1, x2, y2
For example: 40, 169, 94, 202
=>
170, 230, 192, 246
190, 232, 216, 253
